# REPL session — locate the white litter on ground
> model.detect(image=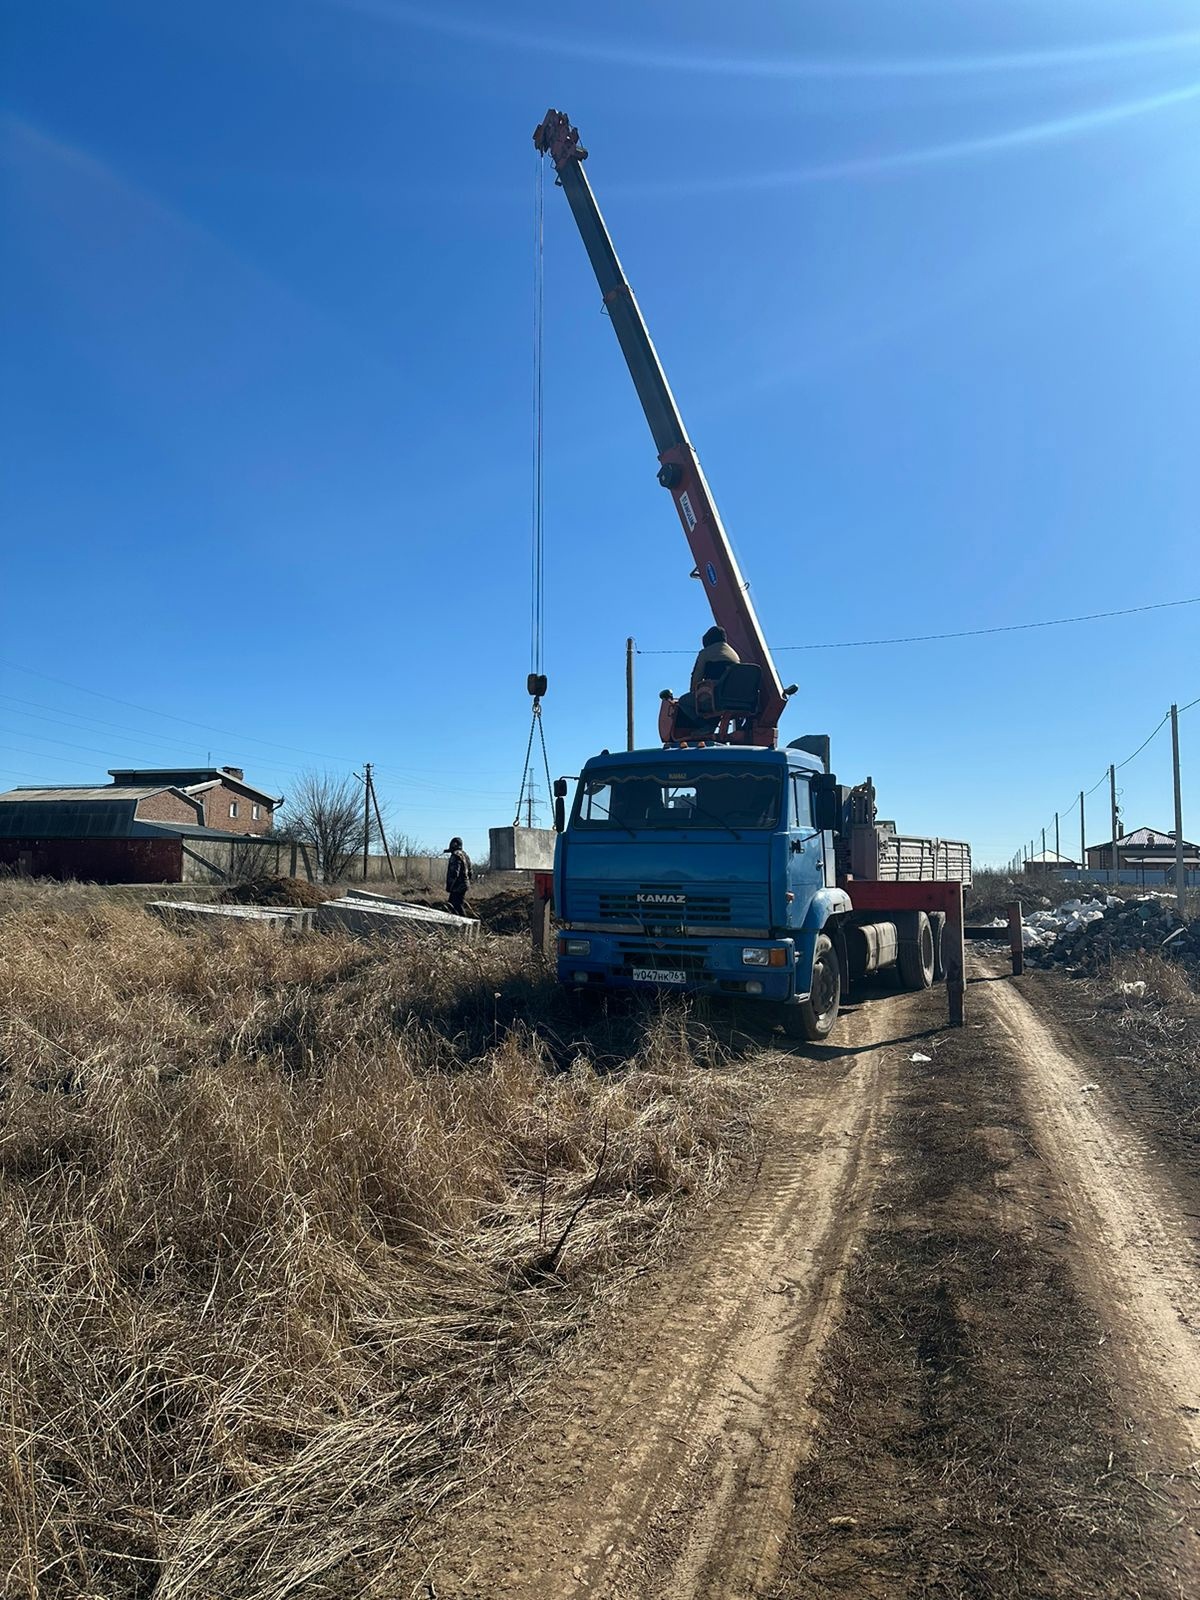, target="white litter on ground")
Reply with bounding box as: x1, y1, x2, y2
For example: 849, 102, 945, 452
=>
993, 894, 1125, 950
